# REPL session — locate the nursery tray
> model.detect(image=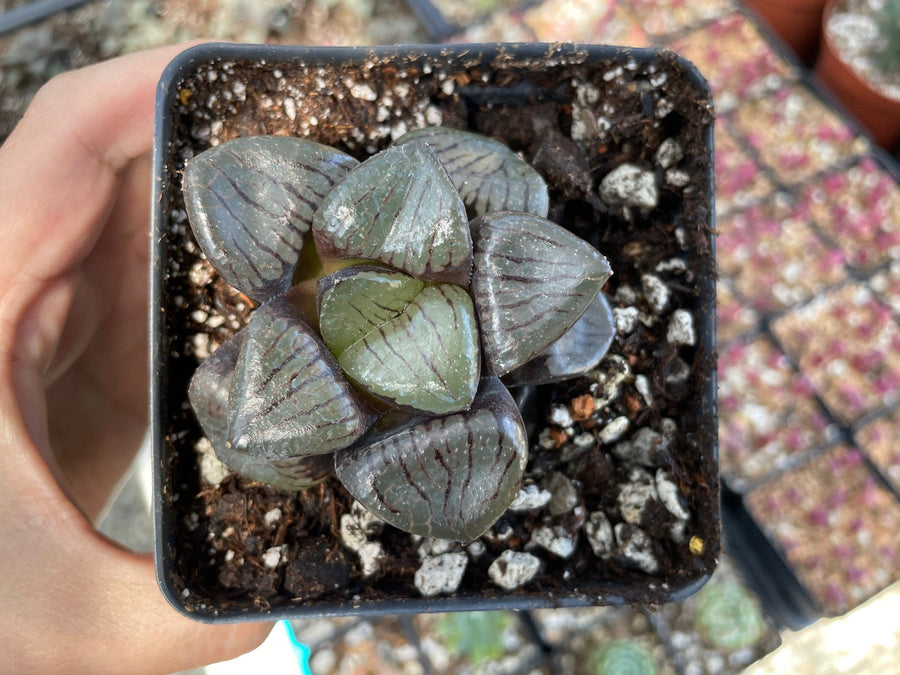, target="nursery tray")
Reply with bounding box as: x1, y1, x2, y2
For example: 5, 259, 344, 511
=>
151, 42, 718, 622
